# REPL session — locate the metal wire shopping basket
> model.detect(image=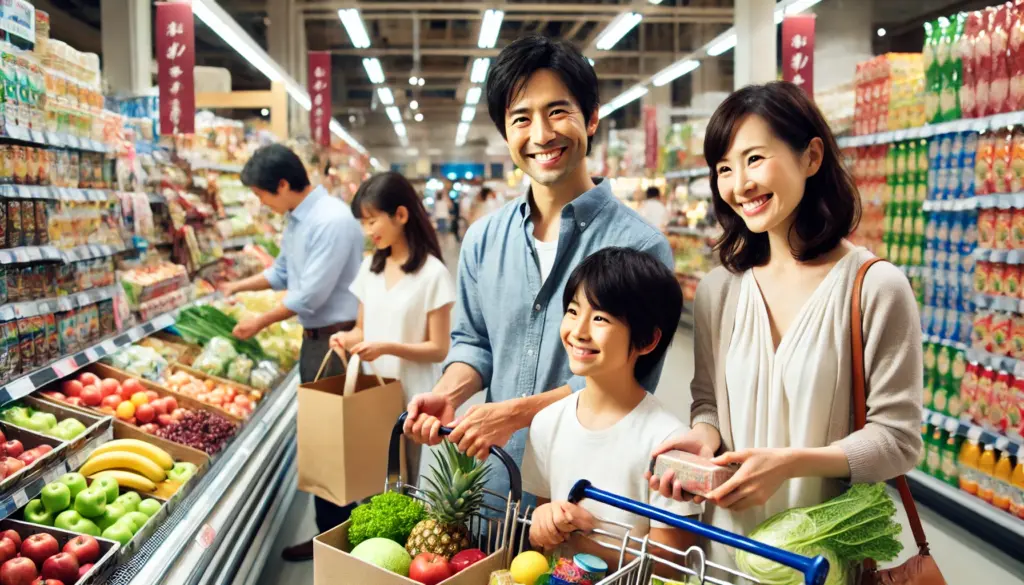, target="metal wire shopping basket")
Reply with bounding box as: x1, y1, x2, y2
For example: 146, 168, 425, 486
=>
507, 479, 830, 585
